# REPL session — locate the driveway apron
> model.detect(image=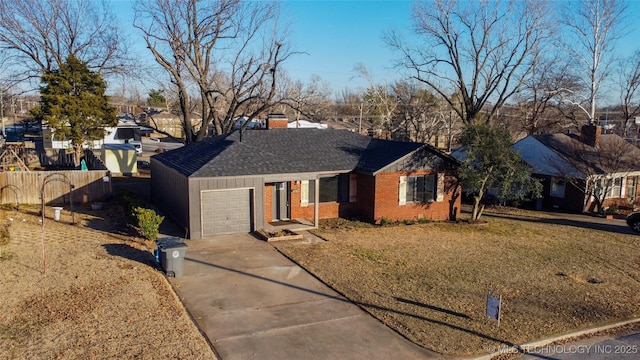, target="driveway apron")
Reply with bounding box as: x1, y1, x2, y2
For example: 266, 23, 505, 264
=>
170, 234, 439, 360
